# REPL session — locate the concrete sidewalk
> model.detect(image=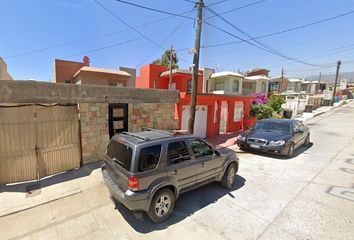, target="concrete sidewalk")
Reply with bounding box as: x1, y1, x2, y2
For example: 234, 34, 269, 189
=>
0, 162, 103, 217
295, 99, 353, 122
